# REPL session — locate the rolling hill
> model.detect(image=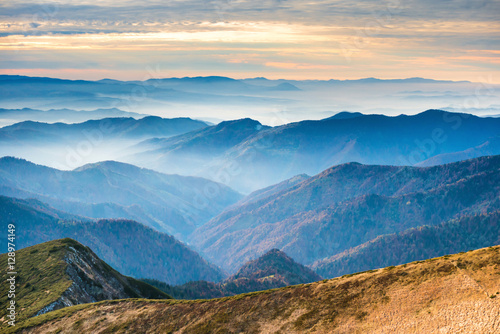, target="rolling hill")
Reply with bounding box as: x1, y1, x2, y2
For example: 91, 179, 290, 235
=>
190, 155, 500, 272
0, 238, 170, 327
10, 245, 500, 333
0, 157, 241, 238
0, 196, 225, 285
